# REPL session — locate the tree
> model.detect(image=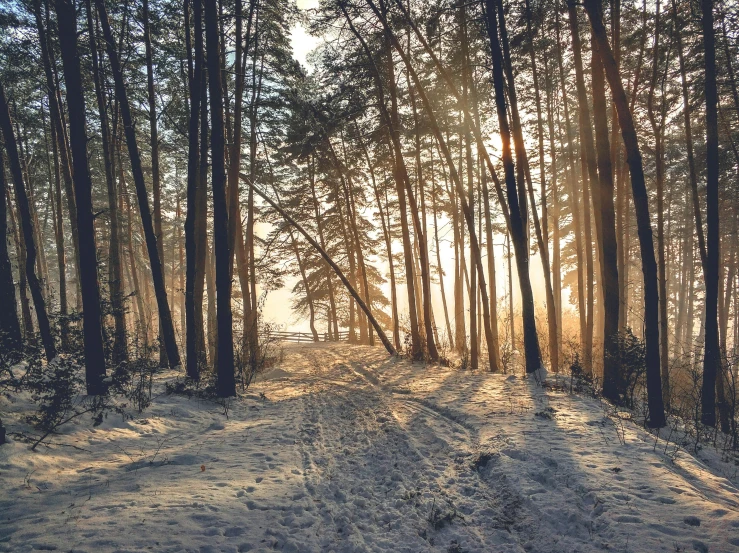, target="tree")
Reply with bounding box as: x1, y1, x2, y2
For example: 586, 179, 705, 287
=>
204, 0, 236, 397
54, 0, 107, 393
184, 0, 206, 381
0, 148, 23, 355
701, 0, 721, 427
584, 0, 665, 427
0, 81, 56, 363
95, 0, 181, 368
